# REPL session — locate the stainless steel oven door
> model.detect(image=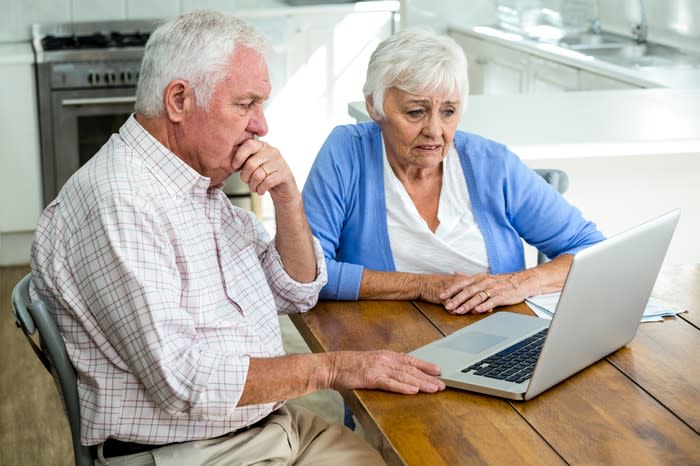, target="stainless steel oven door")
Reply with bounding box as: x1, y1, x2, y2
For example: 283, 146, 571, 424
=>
45, 87, 135, 205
